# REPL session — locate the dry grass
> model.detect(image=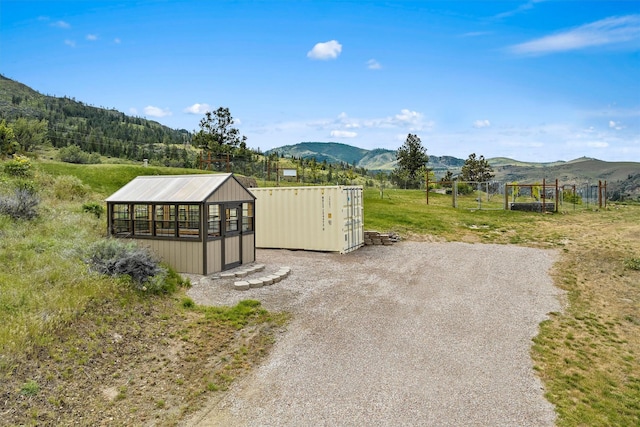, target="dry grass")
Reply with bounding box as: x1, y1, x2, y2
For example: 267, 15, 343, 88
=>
1, 293, 287, 426
531, 207, 640, 426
